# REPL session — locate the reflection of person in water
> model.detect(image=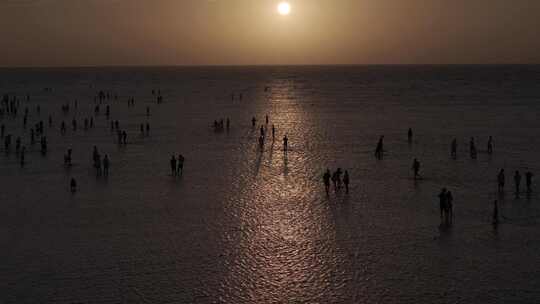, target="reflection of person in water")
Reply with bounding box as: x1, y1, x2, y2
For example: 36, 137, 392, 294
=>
412, 158, 420, 180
